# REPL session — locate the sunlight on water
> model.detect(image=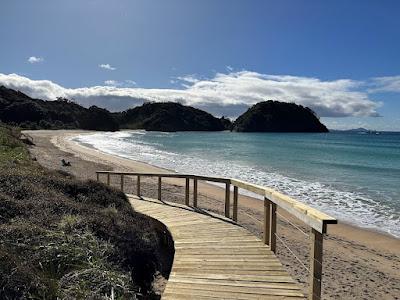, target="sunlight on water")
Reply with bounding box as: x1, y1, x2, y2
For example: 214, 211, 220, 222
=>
73, 130, 400, 237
